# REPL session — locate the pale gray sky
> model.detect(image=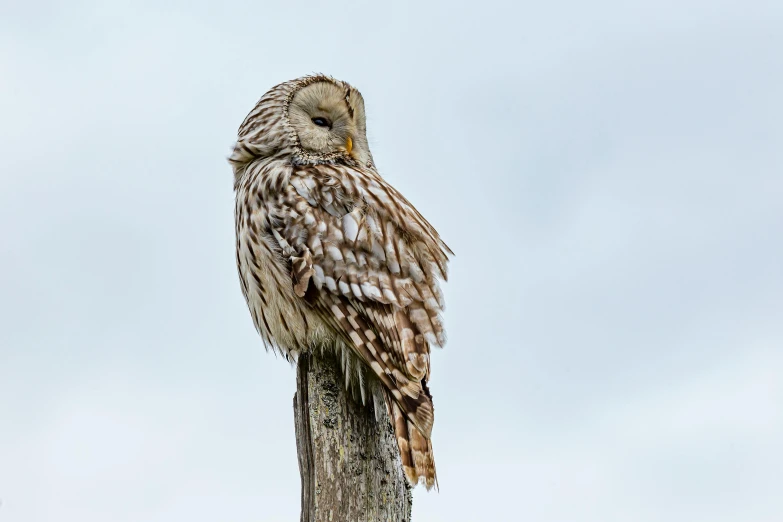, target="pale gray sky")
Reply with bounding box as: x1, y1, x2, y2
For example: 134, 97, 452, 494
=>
1, 1, 782, 521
